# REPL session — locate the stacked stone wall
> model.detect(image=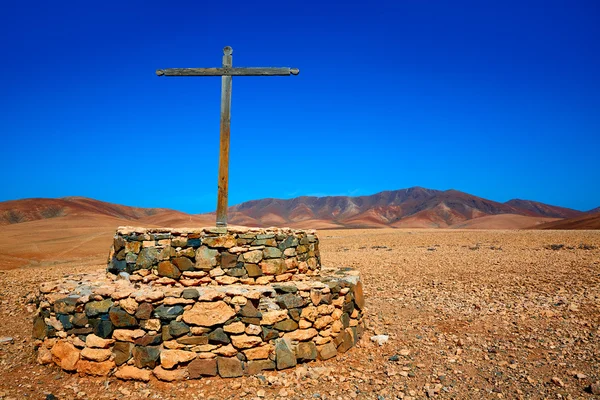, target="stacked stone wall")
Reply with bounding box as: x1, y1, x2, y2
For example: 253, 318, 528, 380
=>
33, 227, 365, 381
108, 227, 321, 285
